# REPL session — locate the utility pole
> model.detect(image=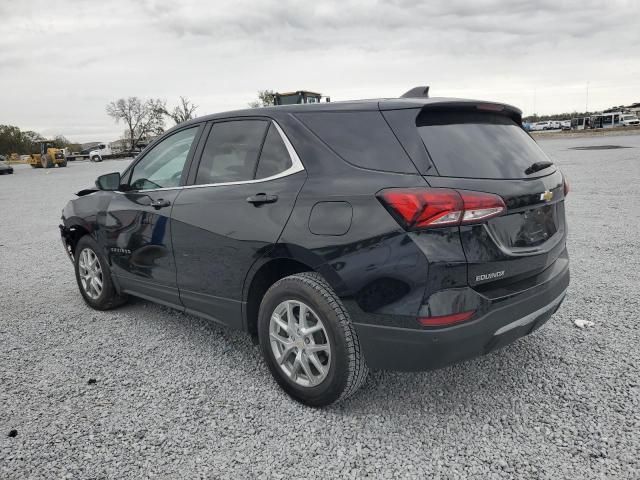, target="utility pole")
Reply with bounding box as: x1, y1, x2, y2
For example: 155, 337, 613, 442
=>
585, 82, 590, 113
